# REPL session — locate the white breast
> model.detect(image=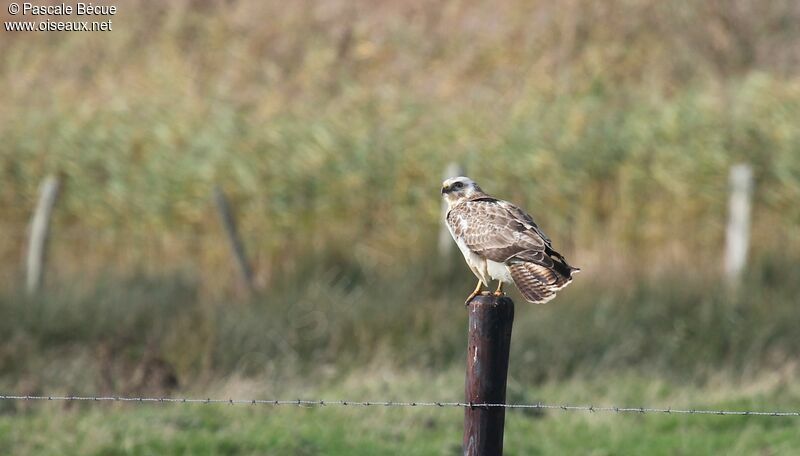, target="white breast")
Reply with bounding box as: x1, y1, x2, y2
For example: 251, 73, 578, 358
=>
447, 220, 490, 285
